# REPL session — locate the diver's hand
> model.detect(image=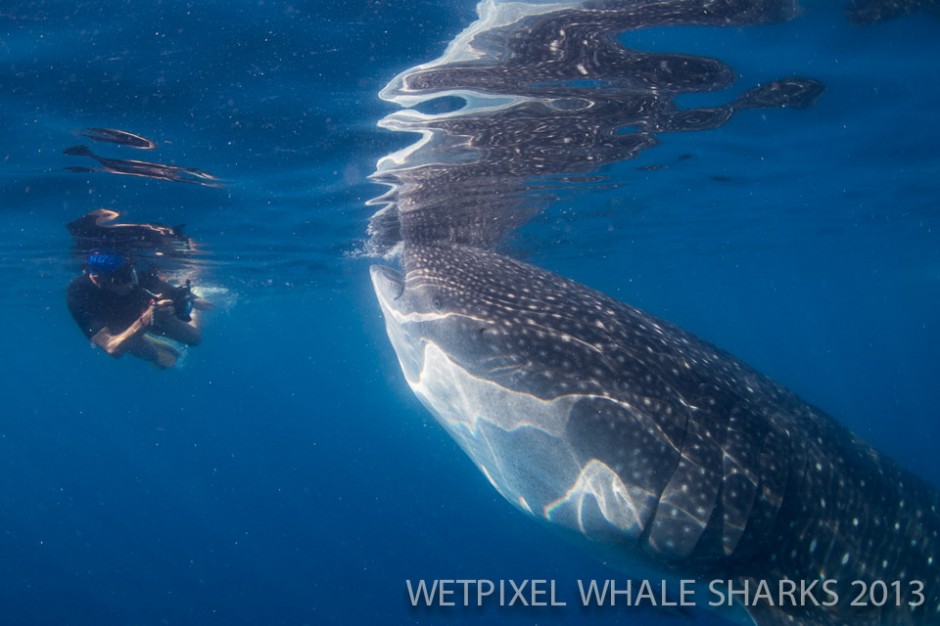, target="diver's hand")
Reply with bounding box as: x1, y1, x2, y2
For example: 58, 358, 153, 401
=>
152, 298, 176, 320
141, 299, 175, 327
